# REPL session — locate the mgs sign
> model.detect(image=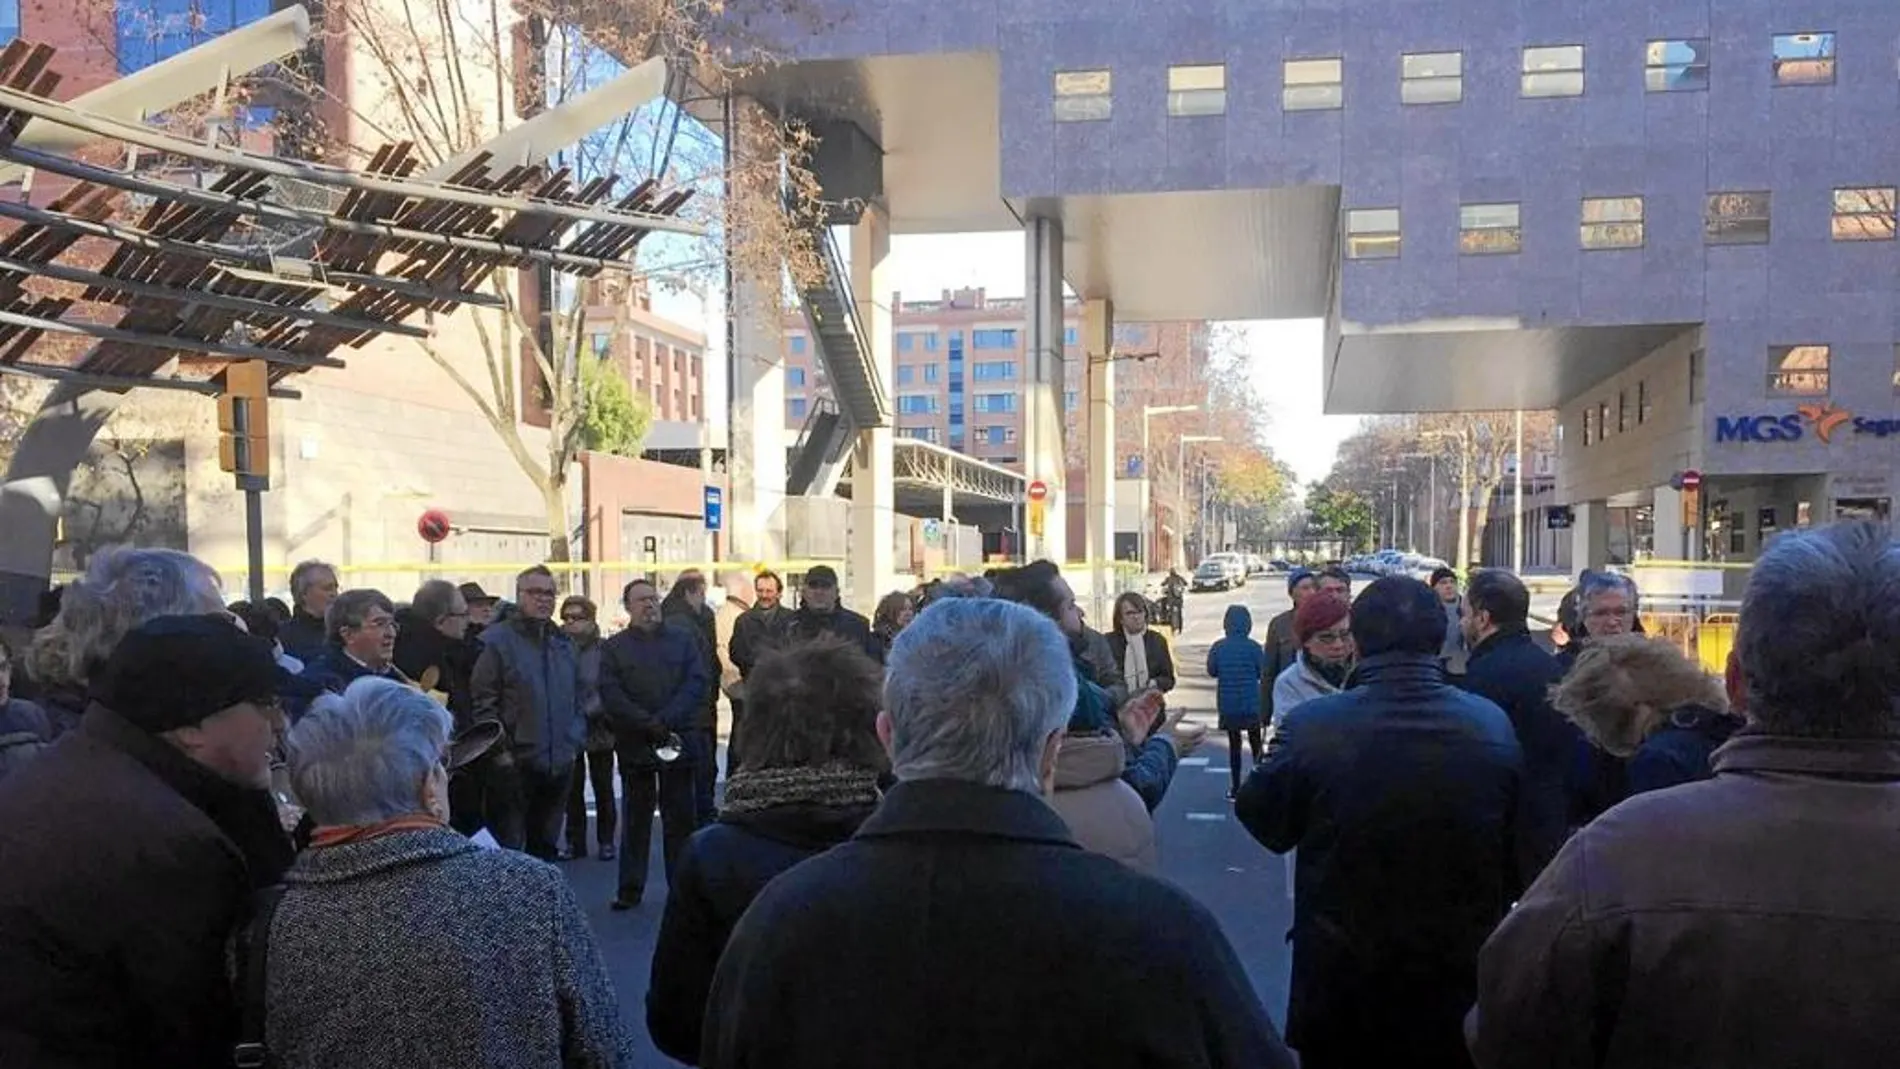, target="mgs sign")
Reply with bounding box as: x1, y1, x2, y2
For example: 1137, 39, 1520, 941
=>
1716, 403, 1900, 444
